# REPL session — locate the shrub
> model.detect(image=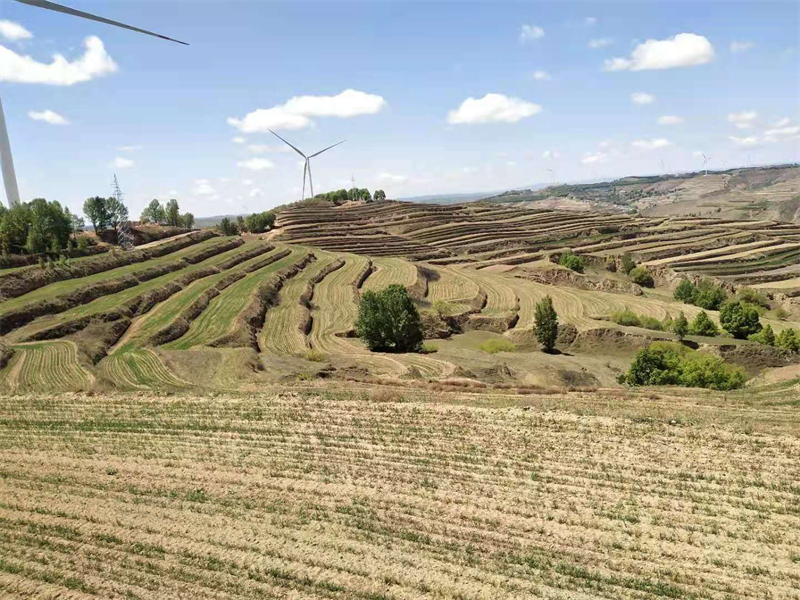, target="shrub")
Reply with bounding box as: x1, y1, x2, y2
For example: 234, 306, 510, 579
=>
776, 328, 800, 352
534, 295, 559, 352
692, 284, 727, 311
605, 256, 617, 272
661, 314, 674, 332
610, 309, 641, 327
433, 299, 453, 318
355, 284, 424, 352
303, 350, 327, 362
672, 312, 689, 340
689, 311, 719, 337
620, 252, 636, 275
77, 236, 89, 251
558, 250, 584, 273
620, 343, 745, 390
639, 316, 662, 331
736, 287, 770, 309
629, 267, 654, 287
479, 339, 516, 354
775, 307, 790, 321
719, 301, 762, 340
674, 280, 695, 303
421, 342, 438, 354
749, 324, 775, 346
